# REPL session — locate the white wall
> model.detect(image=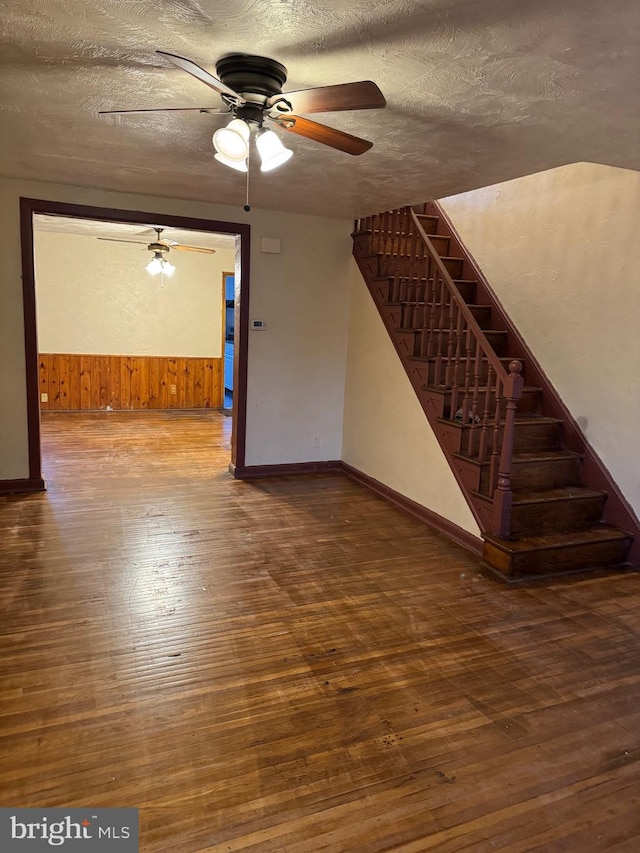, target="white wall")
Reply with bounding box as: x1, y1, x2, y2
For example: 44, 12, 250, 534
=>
35, 231, 234, 357
342, 260, 481, 537
440, 162, 640, 518
0, 177, 352, 479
